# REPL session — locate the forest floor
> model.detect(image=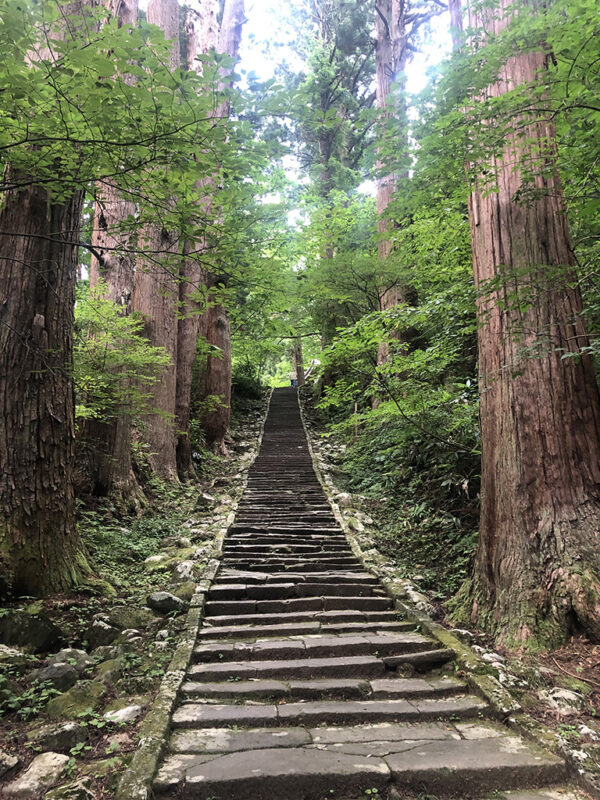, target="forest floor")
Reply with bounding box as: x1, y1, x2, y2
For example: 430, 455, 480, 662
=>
0, 392, 268, 799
